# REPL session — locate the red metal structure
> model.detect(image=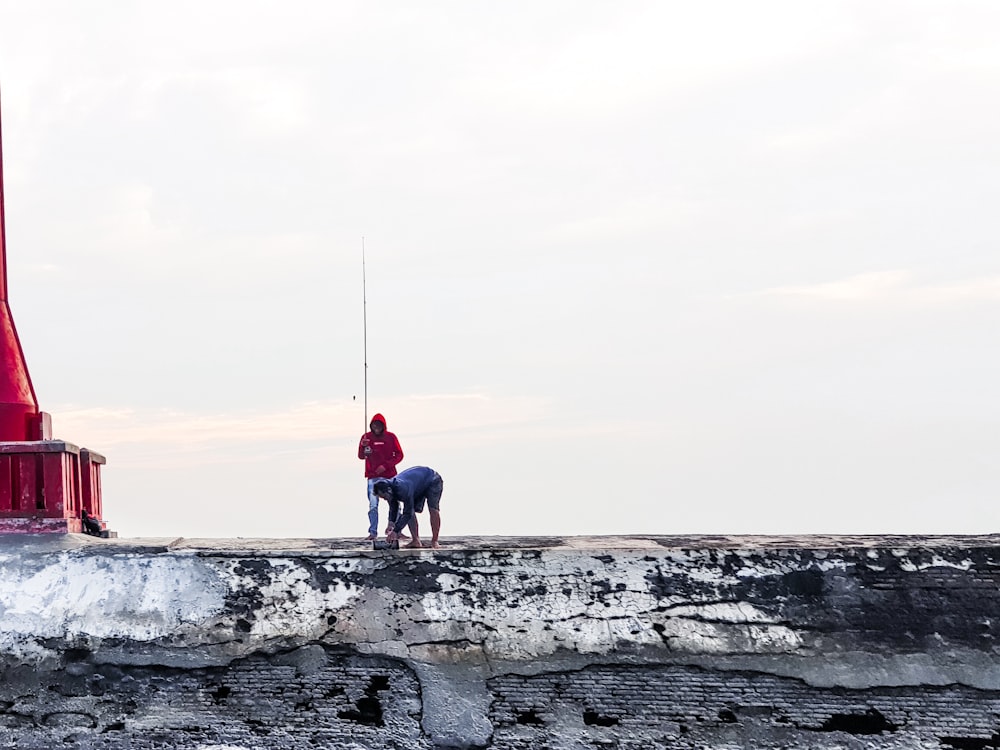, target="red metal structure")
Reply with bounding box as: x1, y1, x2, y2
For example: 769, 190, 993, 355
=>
0, 89, 110, 535
0, 89, 41, 442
